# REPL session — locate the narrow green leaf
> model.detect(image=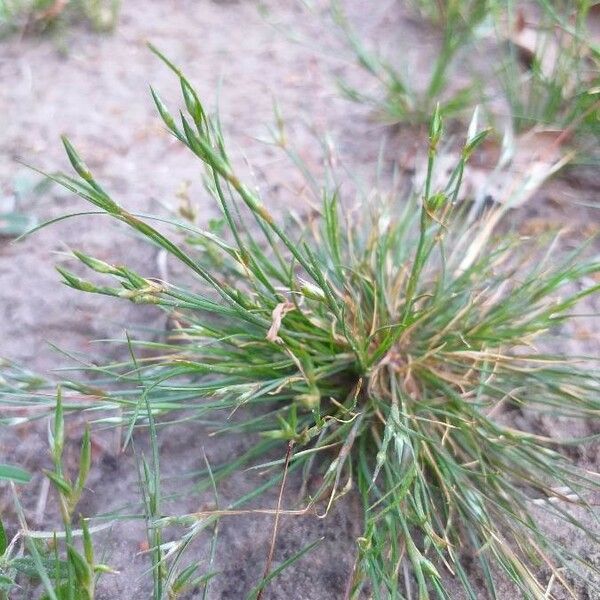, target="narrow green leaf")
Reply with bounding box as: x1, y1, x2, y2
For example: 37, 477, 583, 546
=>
246, 537, 323, 600
75, 426, 91, 494
0, 516, 7, 554
81, 518, 94, 567
45, 471, 72, 496
0, 464, 32, 485
66, 543, 92, 590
